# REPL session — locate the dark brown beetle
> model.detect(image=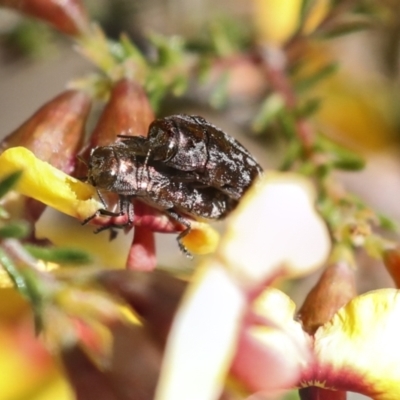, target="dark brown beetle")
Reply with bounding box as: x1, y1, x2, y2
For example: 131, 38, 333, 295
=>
84, 142, 236, 255
118, 114, 263, 201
